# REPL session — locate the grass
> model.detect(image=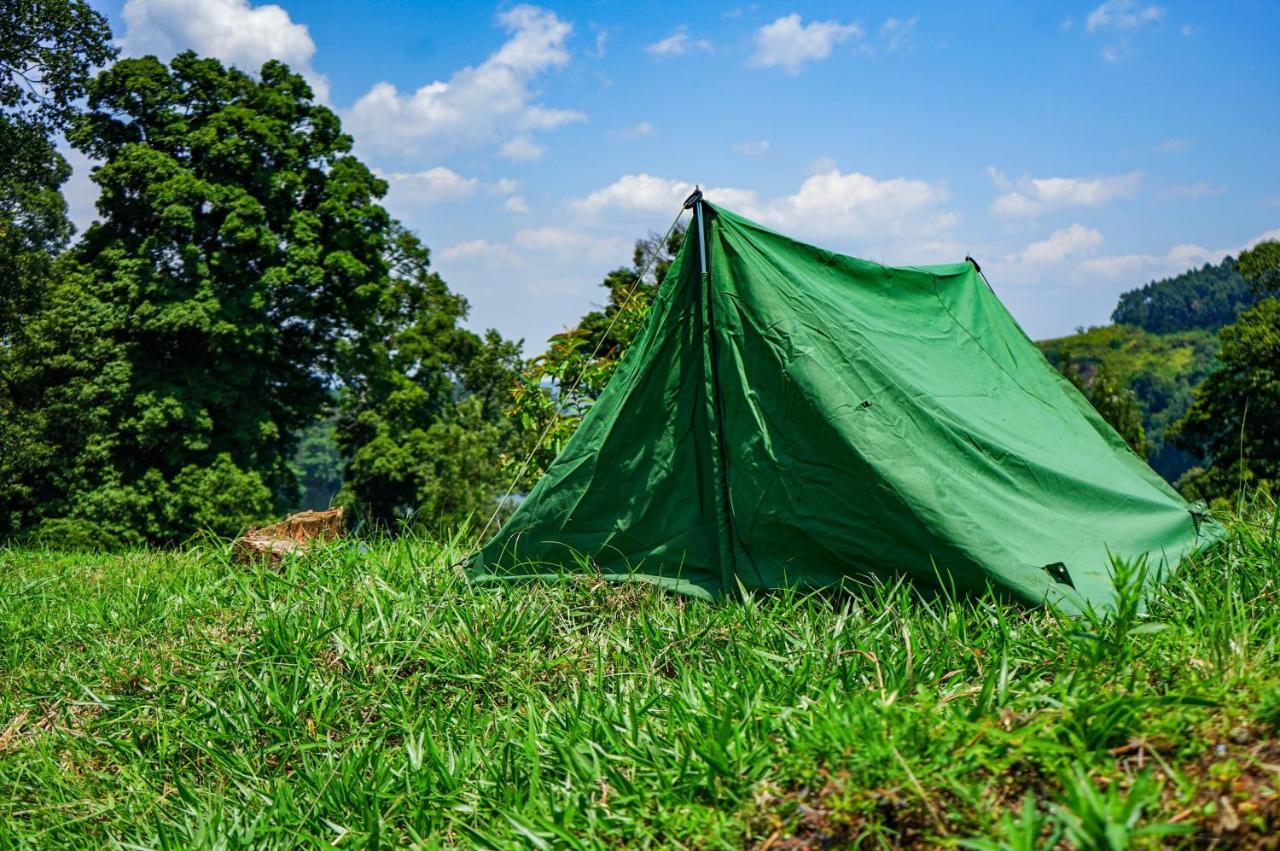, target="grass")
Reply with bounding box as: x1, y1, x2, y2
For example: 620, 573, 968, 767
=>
1, 500, 1278, 848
